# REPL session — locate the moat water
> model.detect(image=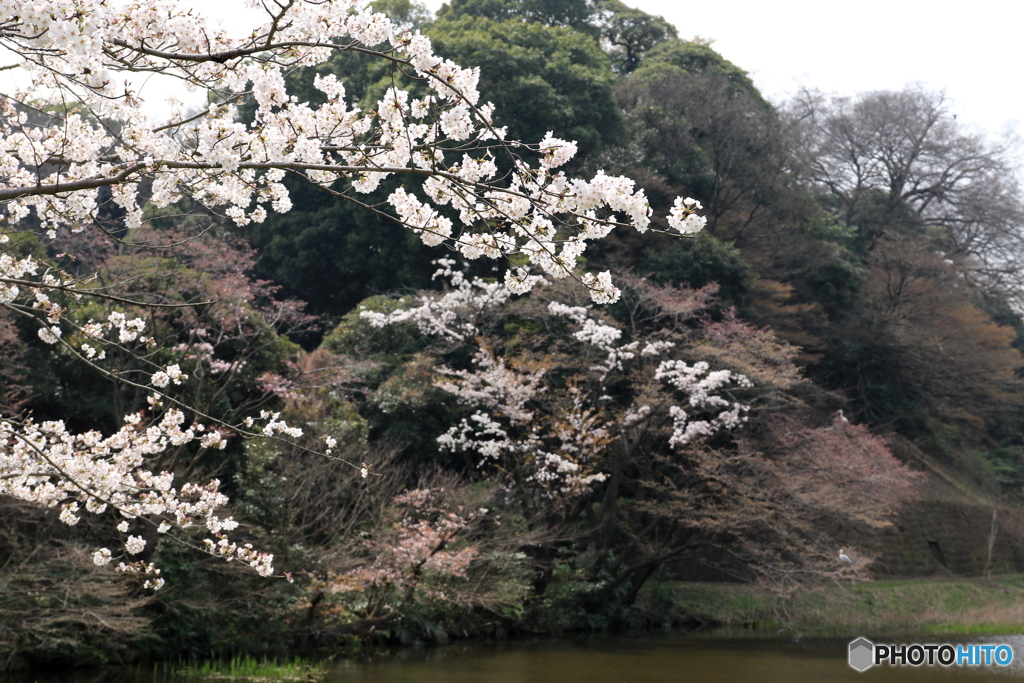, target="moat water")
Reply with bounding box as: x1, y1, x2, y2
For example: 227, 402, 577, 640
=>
15, 632, 1024, 682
